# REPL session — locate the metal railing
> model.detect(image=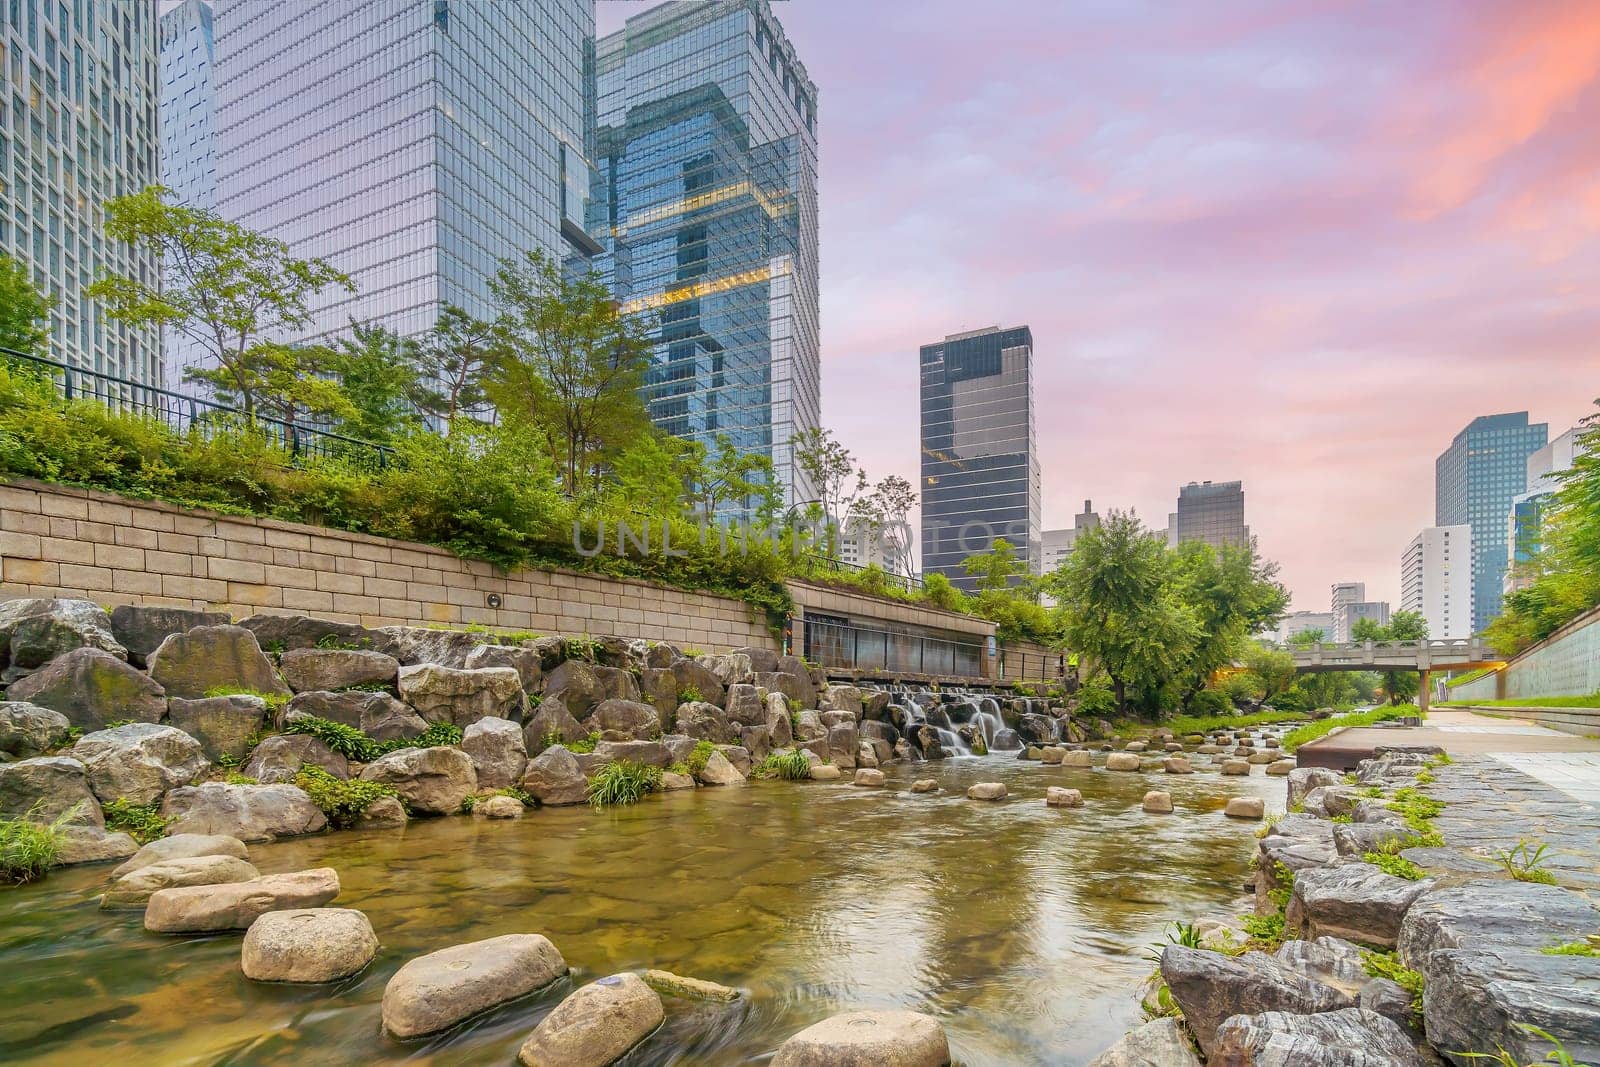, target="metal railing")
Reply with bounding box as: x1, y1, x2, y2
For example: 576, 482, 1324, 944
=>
802, 553, 924, 591
803, 616, 982, 677
1, 346, 393, 469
